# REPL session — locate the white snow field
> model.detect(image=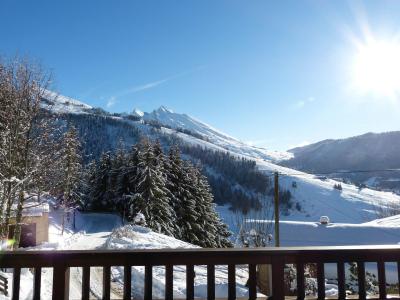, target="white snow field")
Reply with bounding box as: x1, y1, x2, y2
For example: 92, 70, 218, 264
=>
104, 225, 253, 299
1, 210, 262, 299
41, 90, 93, 114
